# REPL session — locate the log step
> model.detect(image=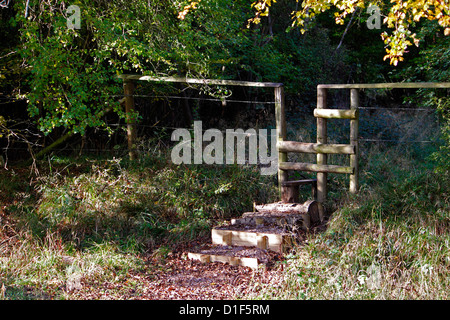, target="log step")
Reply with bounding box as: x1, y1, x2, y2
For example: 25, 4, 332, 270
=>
232, 212, 311, 230
187, 252, 260, 269
254, 200, 320, 224
211, 227, 295, 254
187, 200, 320, 269
187, 244, 284, 269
